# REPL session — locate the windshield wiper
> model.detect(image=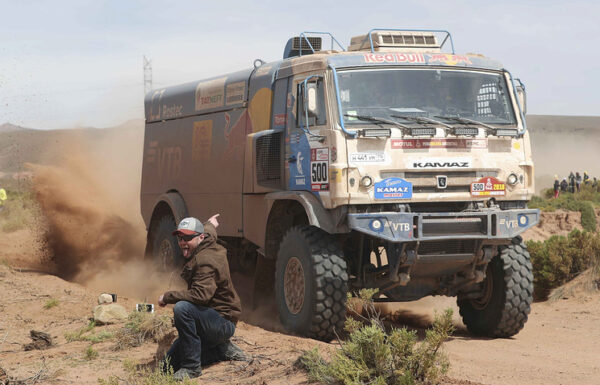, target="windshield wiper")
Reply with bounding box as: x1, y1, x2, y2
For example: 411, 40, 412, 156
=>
434, 115, 495, 132
344, 113, 409, 137
344, 113, 410, 129
391, 114, 453, 128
